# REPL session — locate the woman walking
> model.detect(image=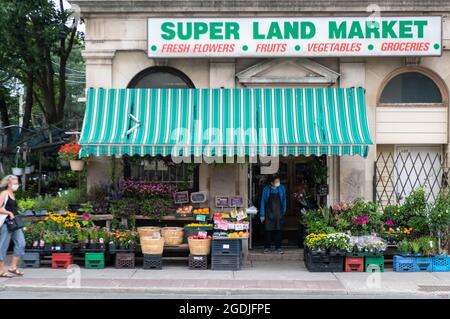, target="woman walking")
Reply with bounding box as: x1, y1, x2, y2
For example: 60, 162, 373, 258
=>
0, 175, 25, 278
